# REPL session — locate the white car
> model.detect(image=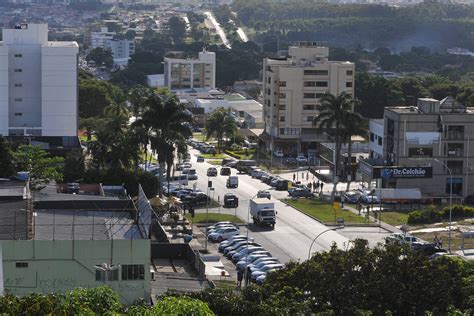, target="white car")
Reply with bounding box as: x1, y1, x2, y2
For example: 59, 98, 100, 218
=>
274, 151, 284, 158
207, 222, 238, 232
236, 254, 273, 270
251, 263, 284, 280
208, 227, 240, 242
361, 194, 380, 204
257, 190, 271, 199
251, 169, 264, 178
207, 224, 238, 235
